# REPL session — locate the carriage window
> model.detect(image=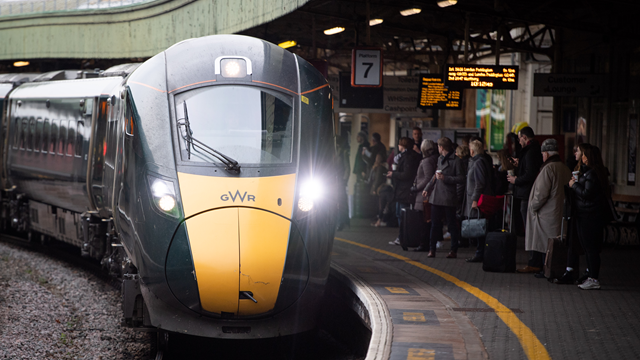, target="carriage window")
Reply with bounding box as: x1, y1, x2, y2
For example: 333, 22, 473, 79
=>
12, 118, 20, 149
75, 121, 84, 157
35, 118, 43, 152
66, 120, 76, 156
50, 120, 59, 154
175, 85, 293, 165
58, 120, 67, 156
42, 119, 50, 153
20, 119, 28, 150
27, 118, 36, 151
